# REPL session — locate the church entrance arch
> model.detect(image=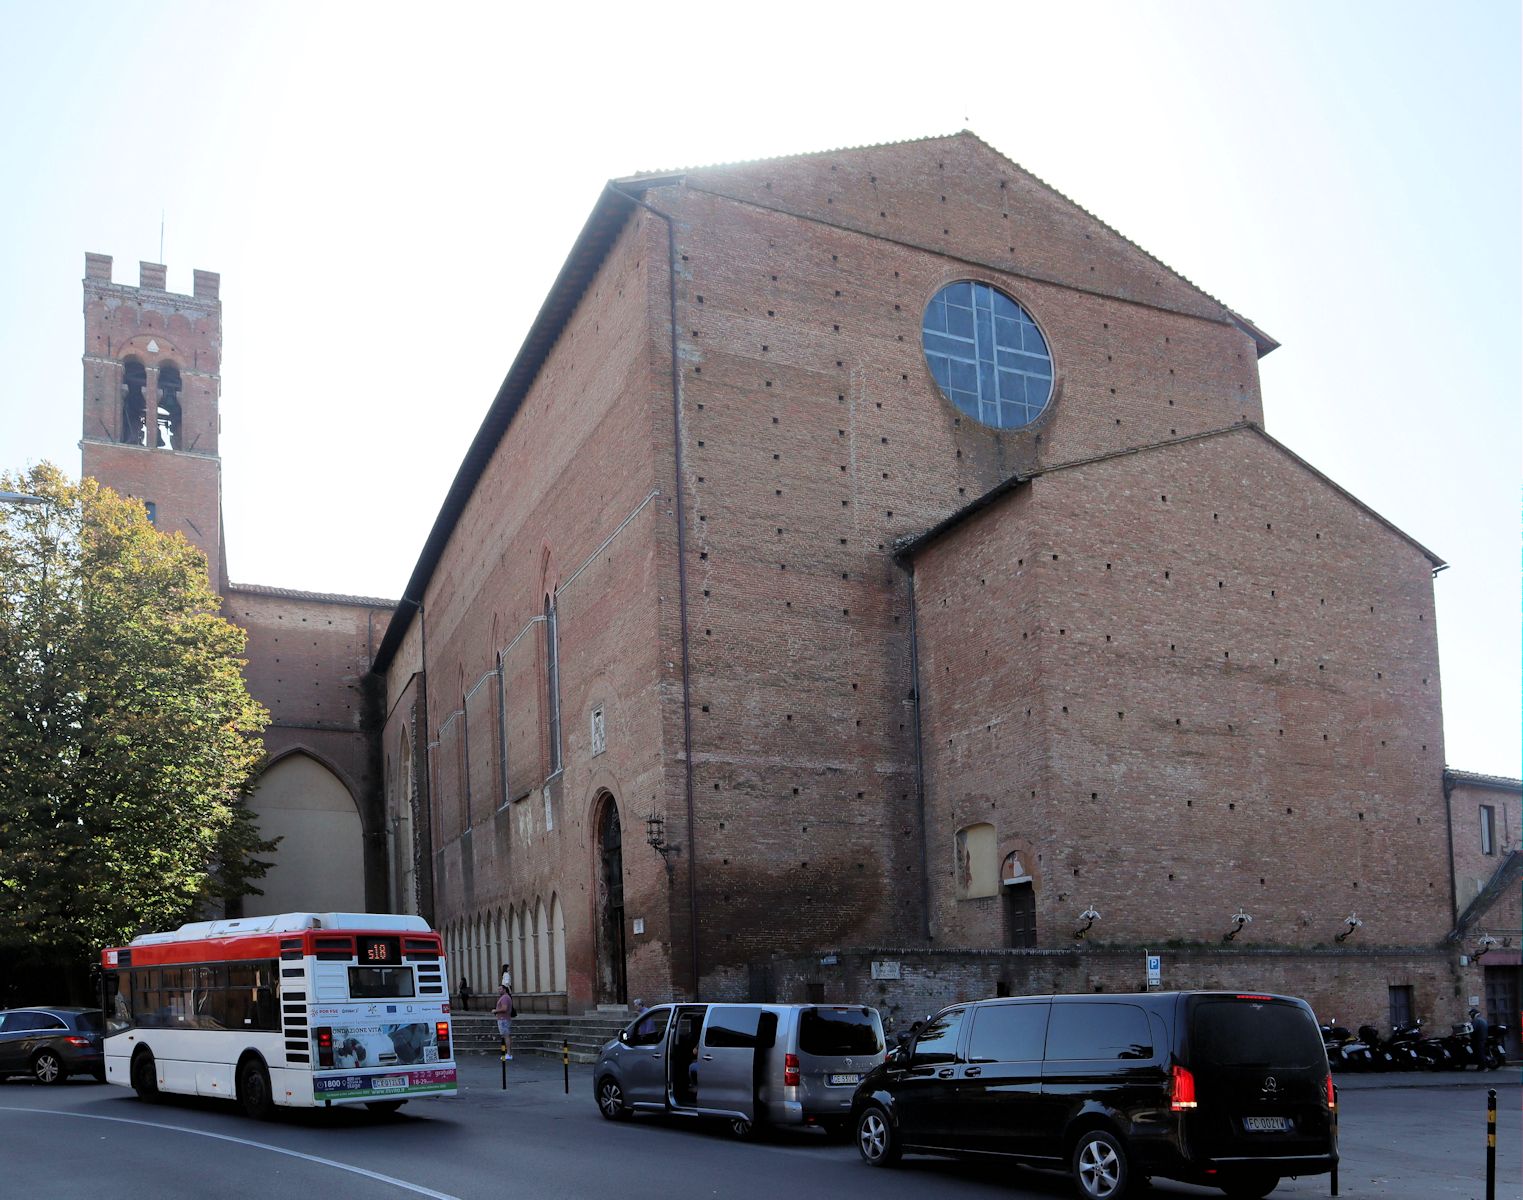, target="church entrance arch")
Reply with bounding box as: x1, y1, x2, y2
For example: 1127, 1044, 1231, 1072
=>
246, 751, 365, 916
594, 795, 628, 1004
